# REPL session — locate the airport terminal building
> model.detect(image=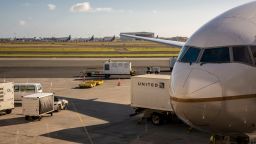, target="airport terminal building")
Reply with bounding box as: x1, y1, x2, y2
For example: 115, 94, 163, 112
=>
120, 32, 154, 41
